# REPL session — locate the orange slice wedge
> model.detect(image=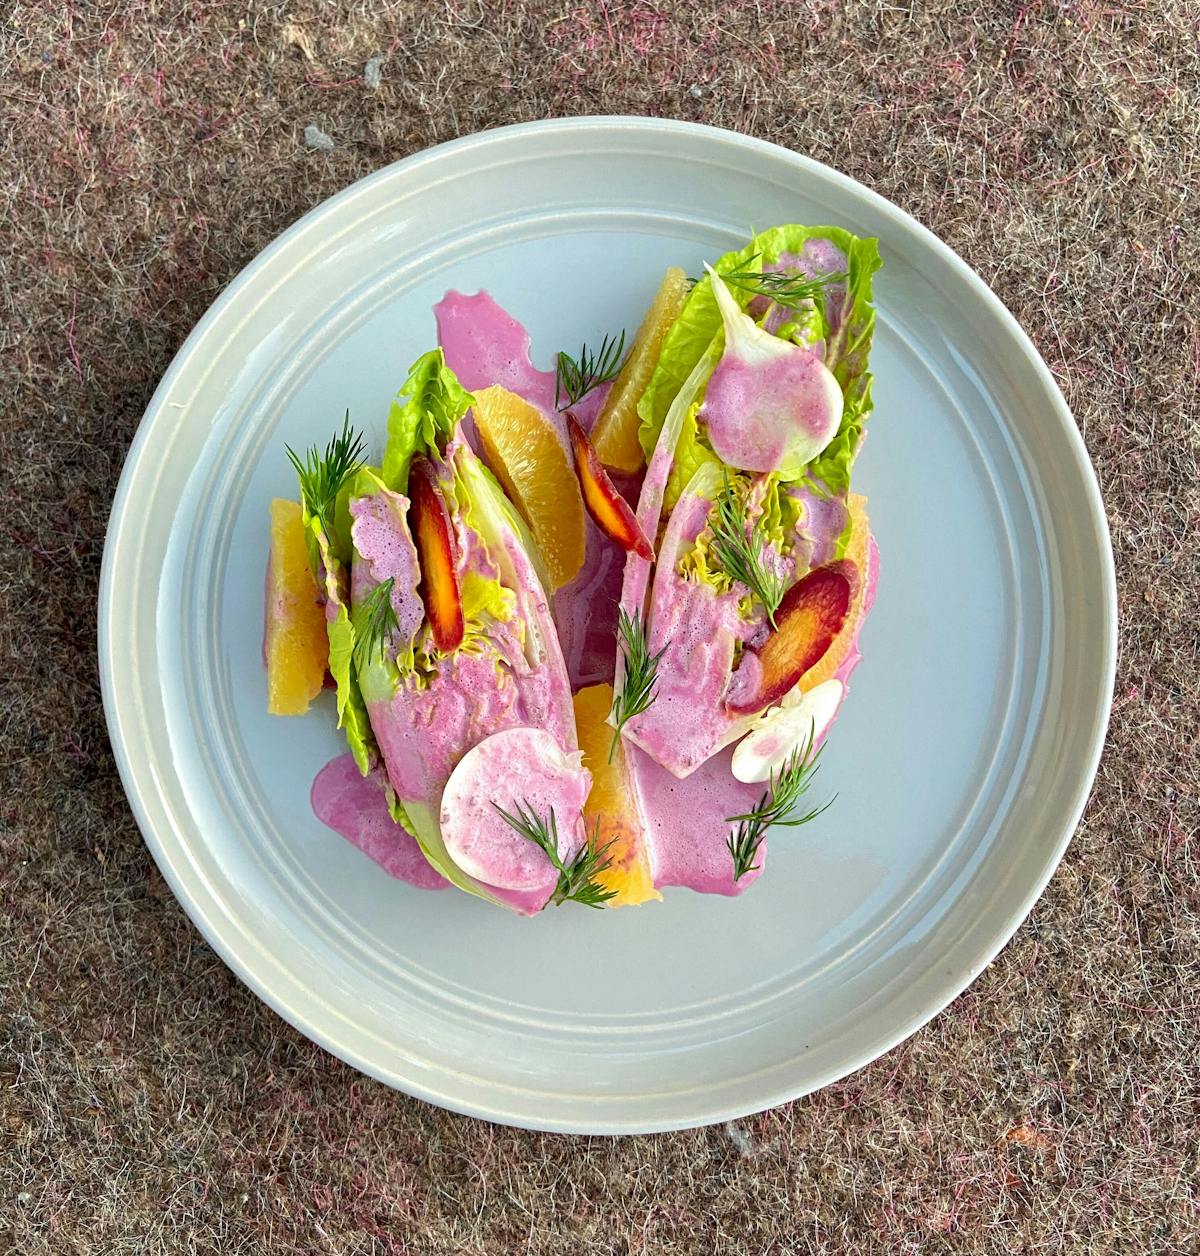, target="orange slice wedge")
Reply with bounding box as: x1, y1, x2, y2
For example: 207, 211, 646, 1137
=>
471, 385, 586, 590
590, 266, 688, 472
800, 494, 871, 692
265, 498, 328, 715
573, 683, 661, 908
